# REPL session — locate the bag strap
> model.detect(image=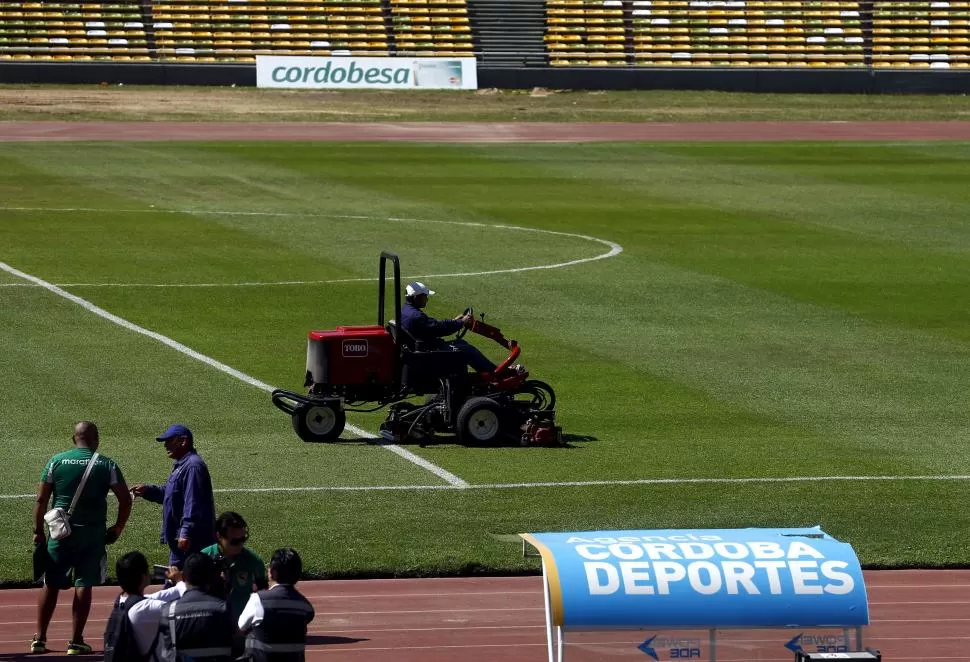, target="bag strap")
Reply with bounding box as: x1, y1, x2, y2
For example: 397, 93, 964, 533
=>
67, 452, 100, 516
